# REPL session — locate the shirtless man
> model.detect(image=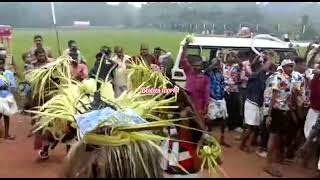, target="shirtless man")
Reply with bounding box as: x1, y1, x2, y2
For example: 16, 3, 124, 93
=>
30, 35, 53, 60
